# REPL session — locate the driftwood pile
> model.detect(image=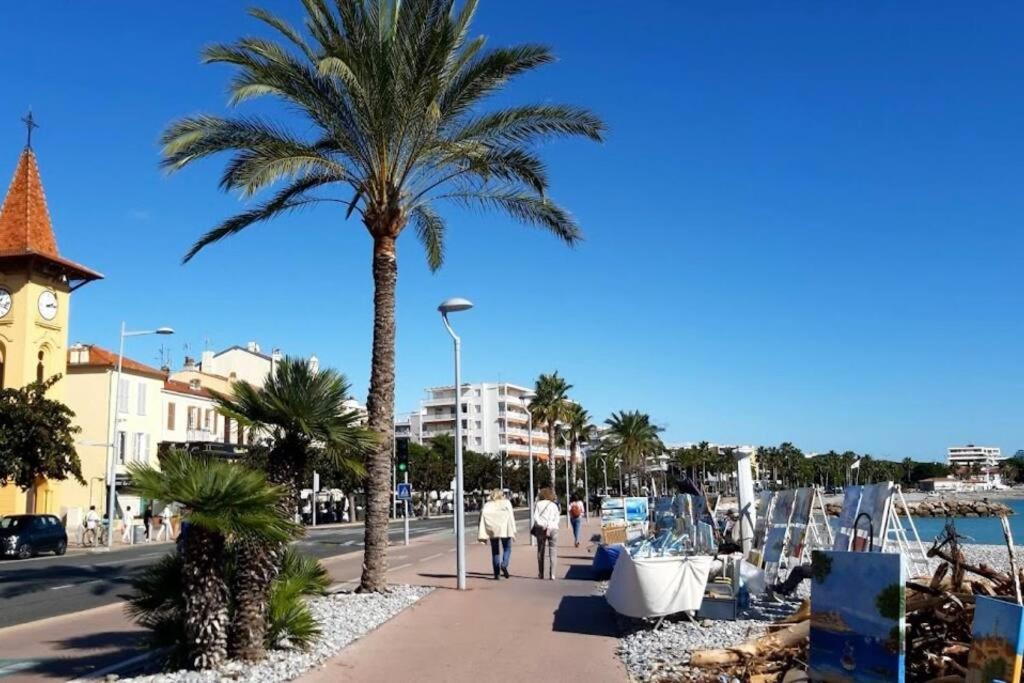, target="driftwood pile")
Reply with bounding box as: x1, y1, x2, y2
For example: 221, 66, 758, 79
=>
677, 520, 1022, 683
